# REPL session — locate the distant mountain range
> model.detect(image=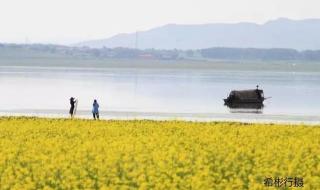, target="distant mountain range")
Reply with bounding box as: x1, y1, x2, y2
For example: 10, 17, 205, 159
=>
75, 18, 320, 50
